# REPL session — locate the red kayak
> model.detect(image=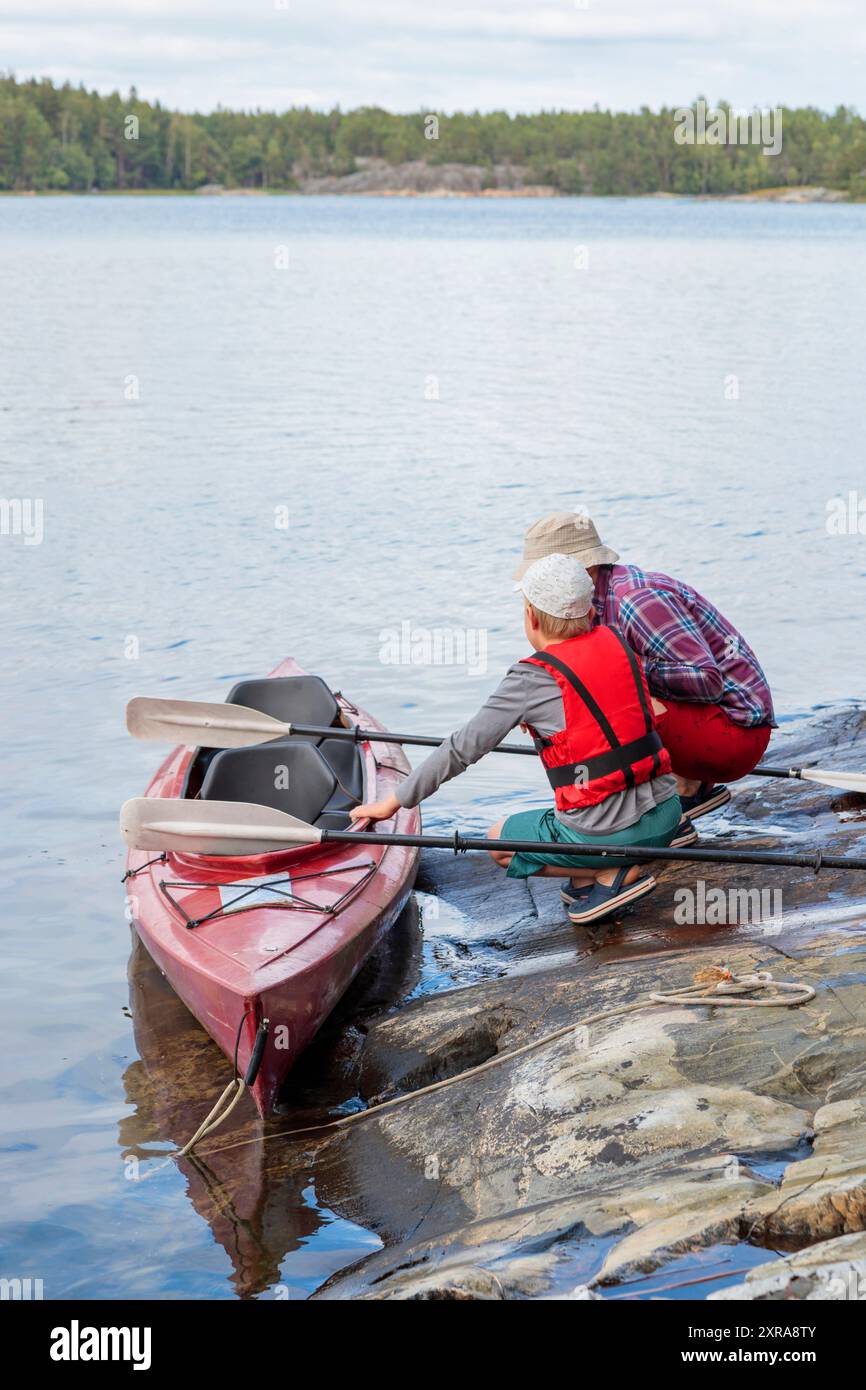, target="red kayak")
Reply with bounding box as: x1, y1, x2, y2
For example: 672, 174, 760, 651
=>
124, 658, 420, 1117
